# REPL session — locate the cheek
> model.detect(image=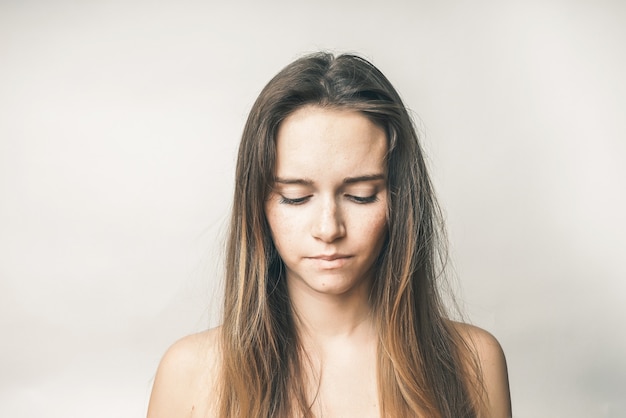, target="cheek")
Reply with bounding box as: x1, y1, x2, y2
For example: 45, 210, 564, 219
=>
358, 206, 388, 248
372, 215, 388, 244
265, 205, 296, 249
